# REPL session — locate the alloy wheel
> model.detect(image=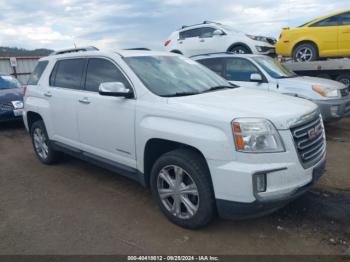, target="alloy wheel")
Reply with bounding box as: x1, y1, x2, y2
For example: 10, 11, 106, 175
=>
296, 47, 313, 62
33, 127, 49, 160
157, 165, 199, 219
